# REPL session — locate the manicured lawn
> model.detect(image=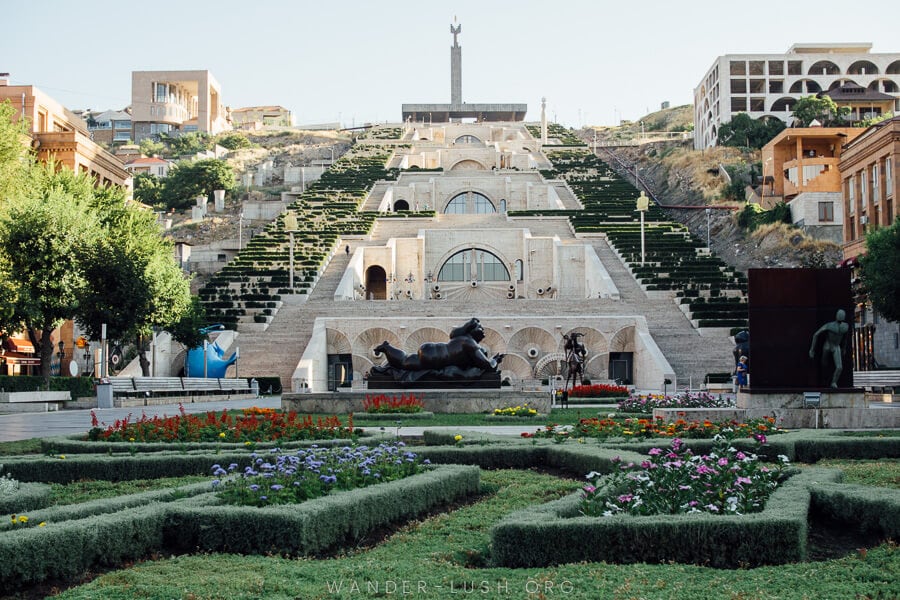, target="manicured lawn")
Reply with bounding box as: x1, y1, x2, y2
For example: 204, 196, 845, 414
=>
353, 407, 610, 427
46, 468, 899, 600
50, 475, 208, 506
816, 458, 900, 489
